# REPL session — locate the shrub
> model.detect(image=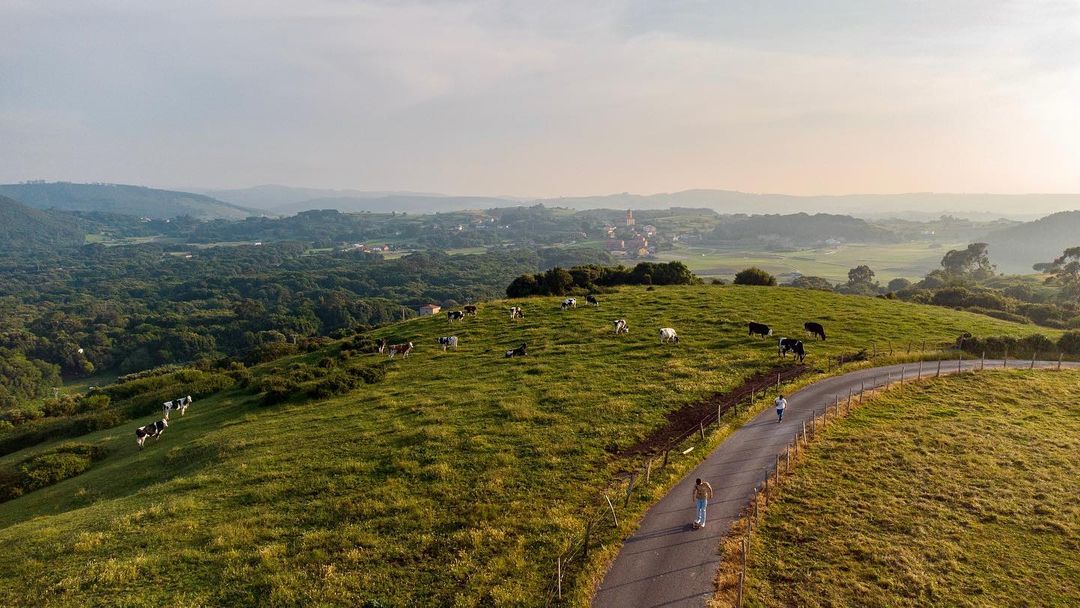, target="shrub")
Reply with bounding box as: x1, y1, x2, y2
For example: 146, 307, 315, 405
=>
733, 267, 777, 286
77, 393, 111, 413
788, 276, 833, 291
887, 277, 913, 292
1059, 331, 1080, 355
309, 372, 361, 399
260, 377, 299, 406
0, 443, 108, 502
349, 362, 389, 385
